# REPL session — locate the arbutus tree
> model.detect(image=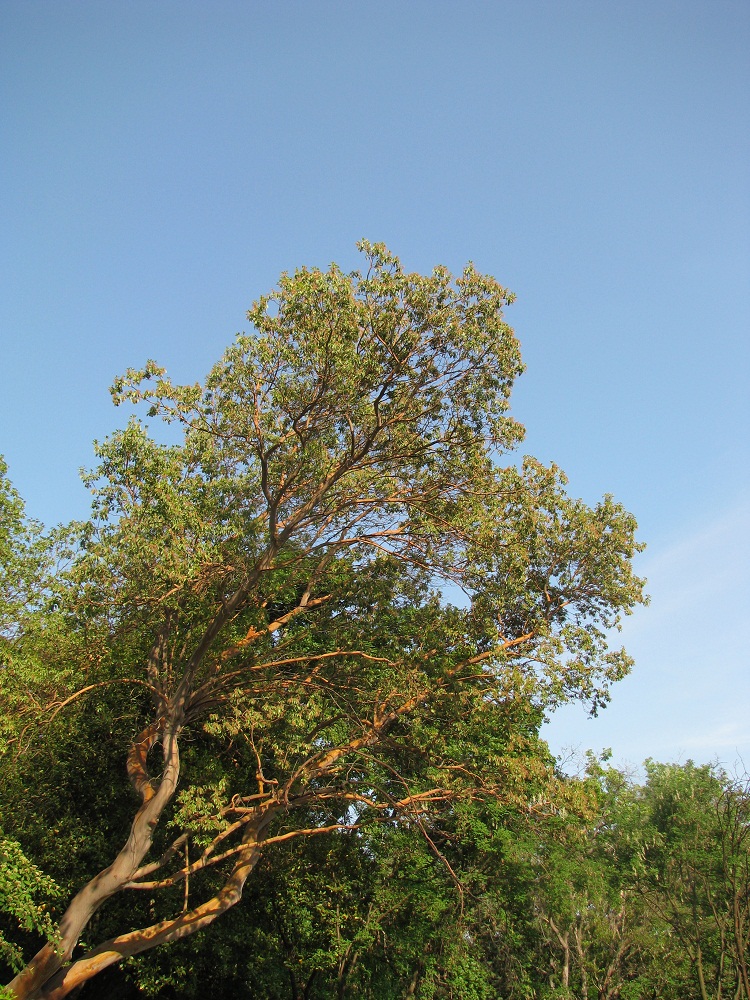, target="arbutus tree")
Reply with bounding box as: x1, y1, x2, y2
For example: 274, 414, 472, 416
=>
1, 243, 645, 999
